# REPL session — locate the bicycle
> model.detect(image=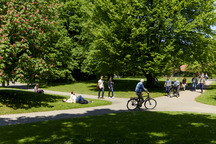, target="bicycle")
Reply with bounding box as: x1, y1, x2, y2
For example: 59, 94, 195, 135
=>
126, 93, 157, 110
